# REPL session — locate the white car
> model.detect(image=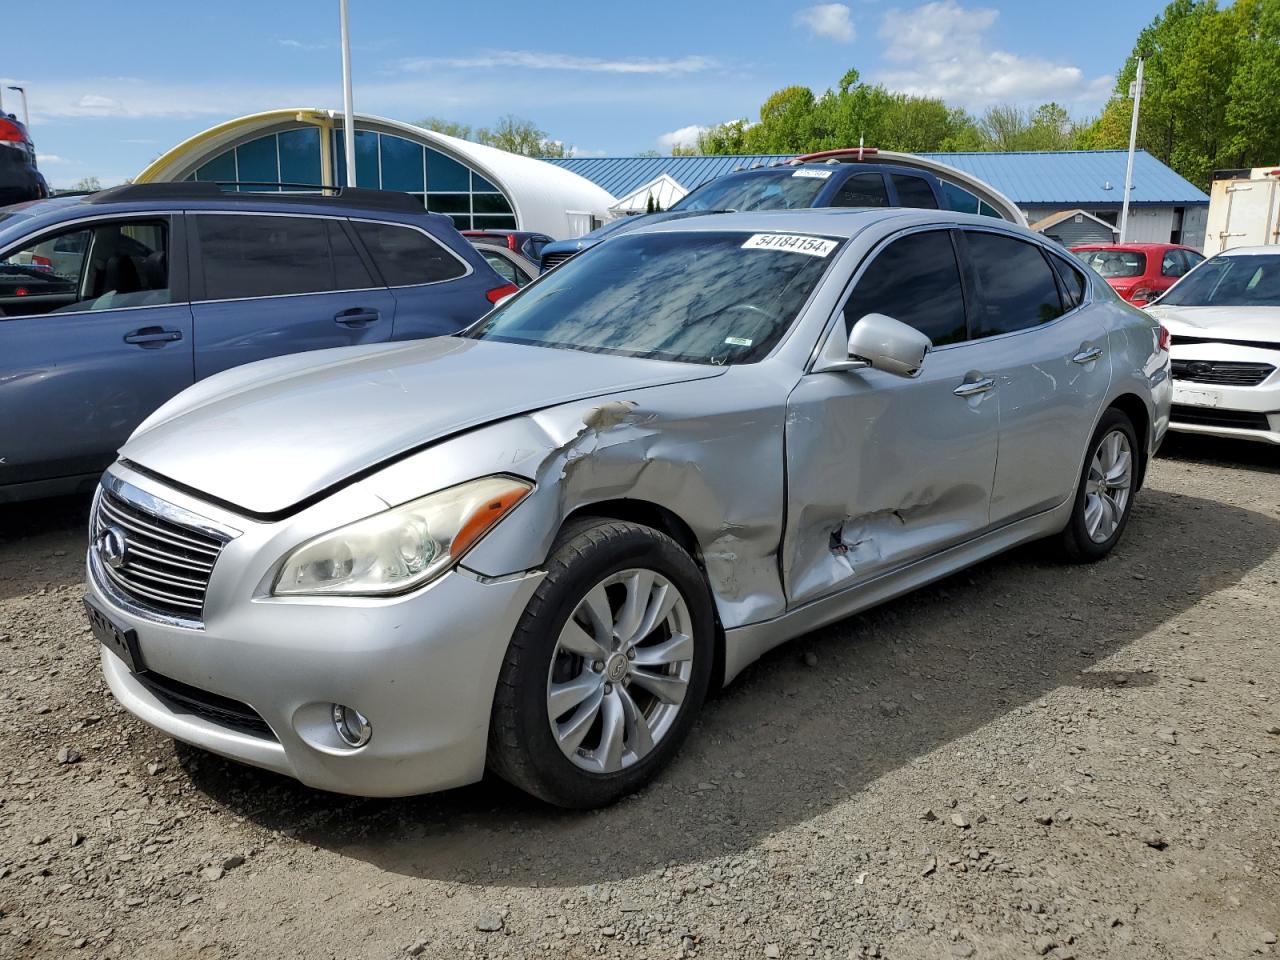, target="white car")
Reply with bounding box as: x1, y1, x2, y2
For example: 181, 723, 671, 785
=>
1147, 246, 1280, 445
